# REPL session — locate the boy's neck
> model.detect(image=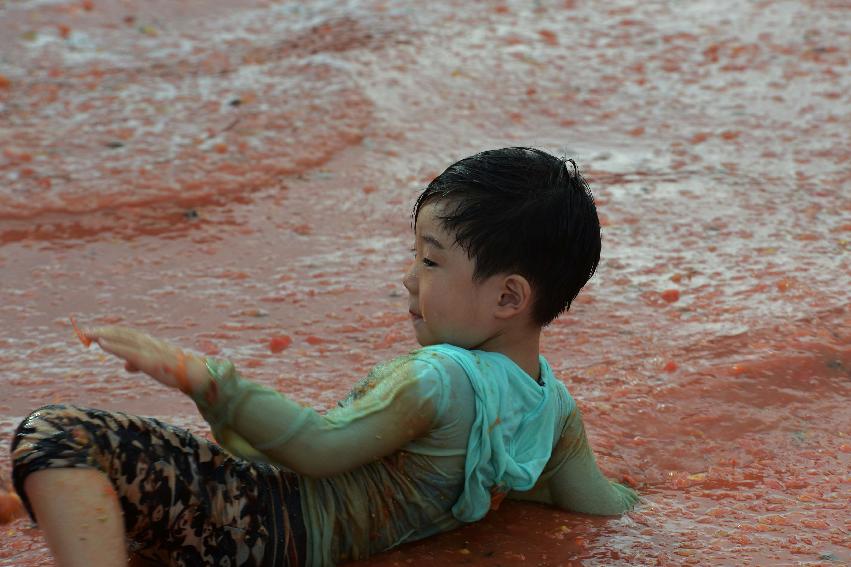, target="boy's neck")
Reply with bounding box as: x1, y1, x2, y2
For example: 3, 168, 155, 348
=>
477, 326, 542, 381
